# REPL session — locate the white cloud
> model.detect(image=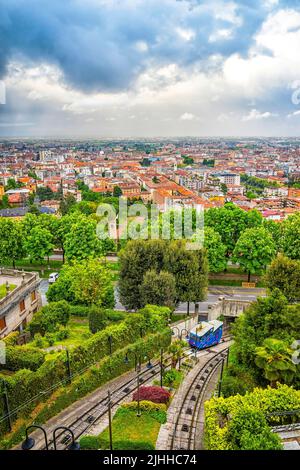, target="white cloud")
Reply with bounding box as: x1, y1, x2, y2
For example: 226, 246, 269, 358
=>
209, 29, 233, 43
287, 110, 300, 118
180, 112, 197, 121
176, 27, 195, 42
242, 109, 278, 121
